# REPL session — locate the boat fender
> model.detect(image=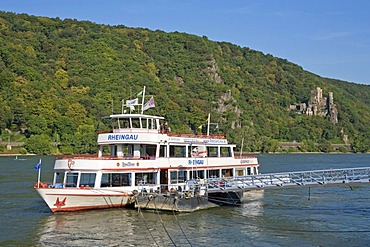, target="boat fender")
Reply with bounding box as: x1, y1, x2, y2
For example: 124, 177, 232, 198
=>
116, 162, 120, 167
136, 162, 139, 166
34, 182, 43, 188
